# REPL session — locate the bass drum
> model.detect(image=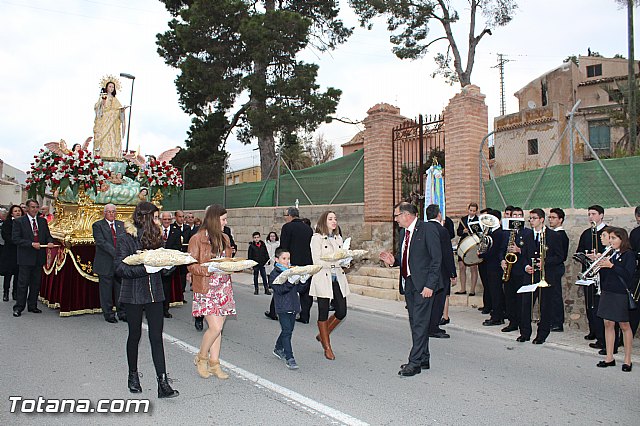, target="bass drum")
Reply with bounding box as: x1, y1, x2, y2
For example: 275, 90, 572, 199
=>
457, 234, 483, 266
